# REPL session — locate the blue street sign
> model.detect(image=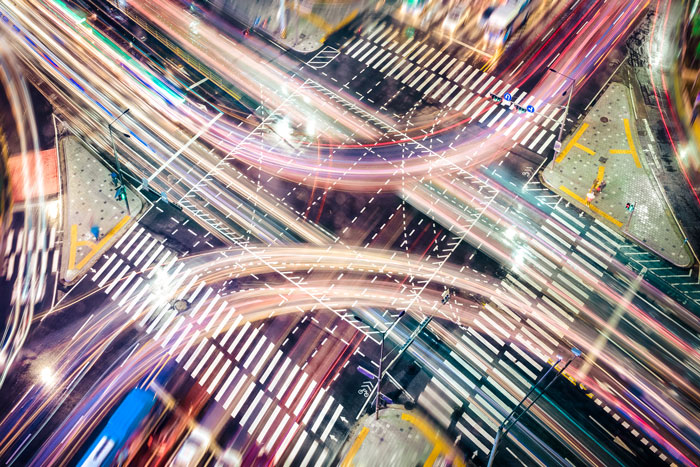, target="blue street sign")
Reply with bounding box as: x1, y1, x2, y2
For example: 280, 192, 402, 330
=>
504, 93, 512, 101
527, 105, 535, 113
